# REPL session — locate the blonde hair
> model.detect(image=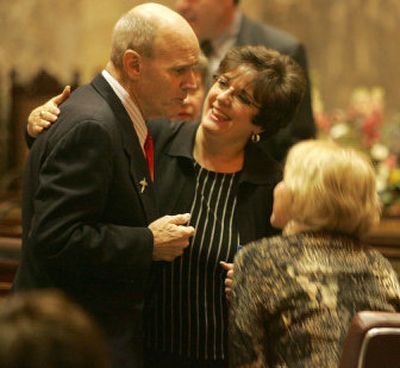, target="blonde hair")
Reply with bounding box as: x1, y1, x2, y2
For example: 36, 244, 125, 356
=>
283, 139, 381, 238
